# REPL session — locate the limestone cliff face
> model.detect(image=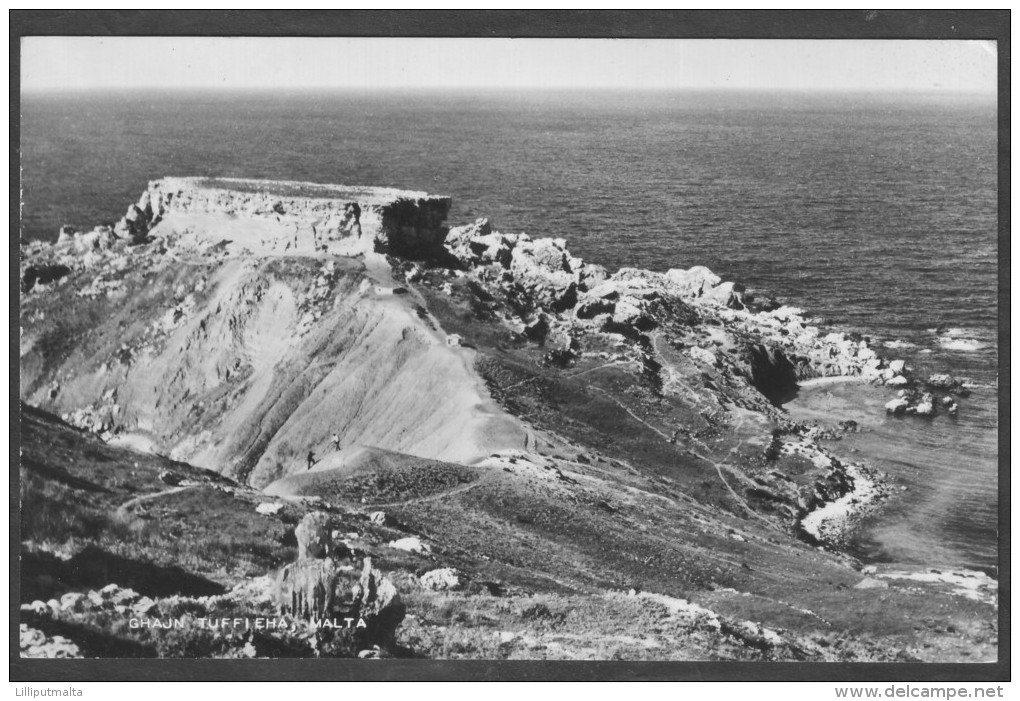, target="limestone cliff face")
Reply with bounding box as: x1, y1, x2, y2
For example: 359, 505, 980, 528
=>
119, 177, 452, 259
20, 179, 517, 488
